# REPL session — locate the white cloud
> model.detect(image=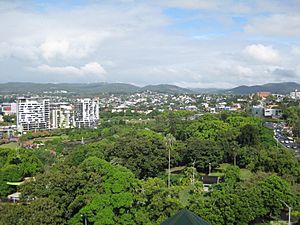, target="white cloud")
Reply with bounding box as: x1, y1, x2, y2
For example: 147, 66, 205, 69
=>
0, 42, 38, 61
245, 14, 300, 37
243, 44, 280, 63
292, 46, 300, 55
80, 62, 106, 75
156, 0, 221, 10
1, 1, 300, 86
29, 62, 106, 79
39, 32, 111, 60
40, 39, 70, 60
0, 42, 10, 58
235, 65, 253, 77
